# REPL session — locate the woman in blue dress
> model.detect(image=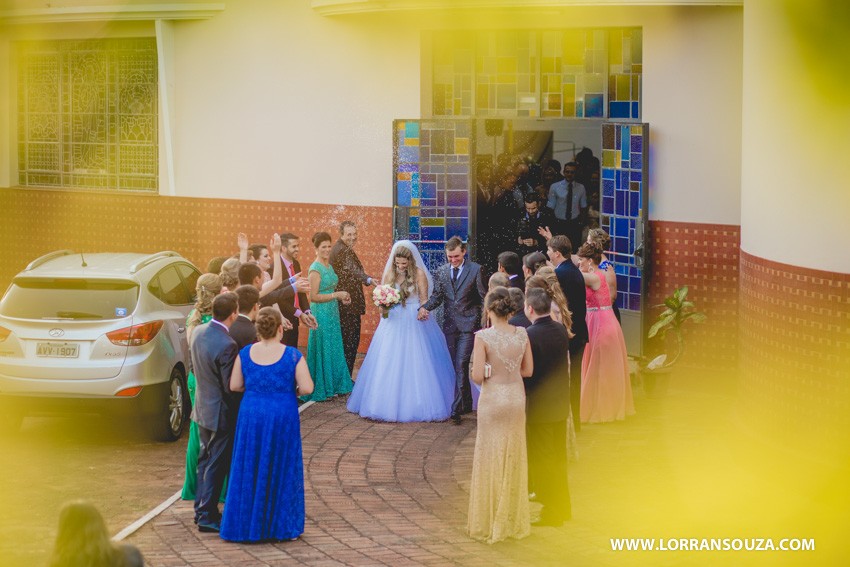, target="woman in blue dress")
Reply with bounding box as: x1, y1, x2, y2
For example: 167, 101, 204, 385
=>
347, 240, 455, 422
304, 232, 353, 402
221, 307, 314, 542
